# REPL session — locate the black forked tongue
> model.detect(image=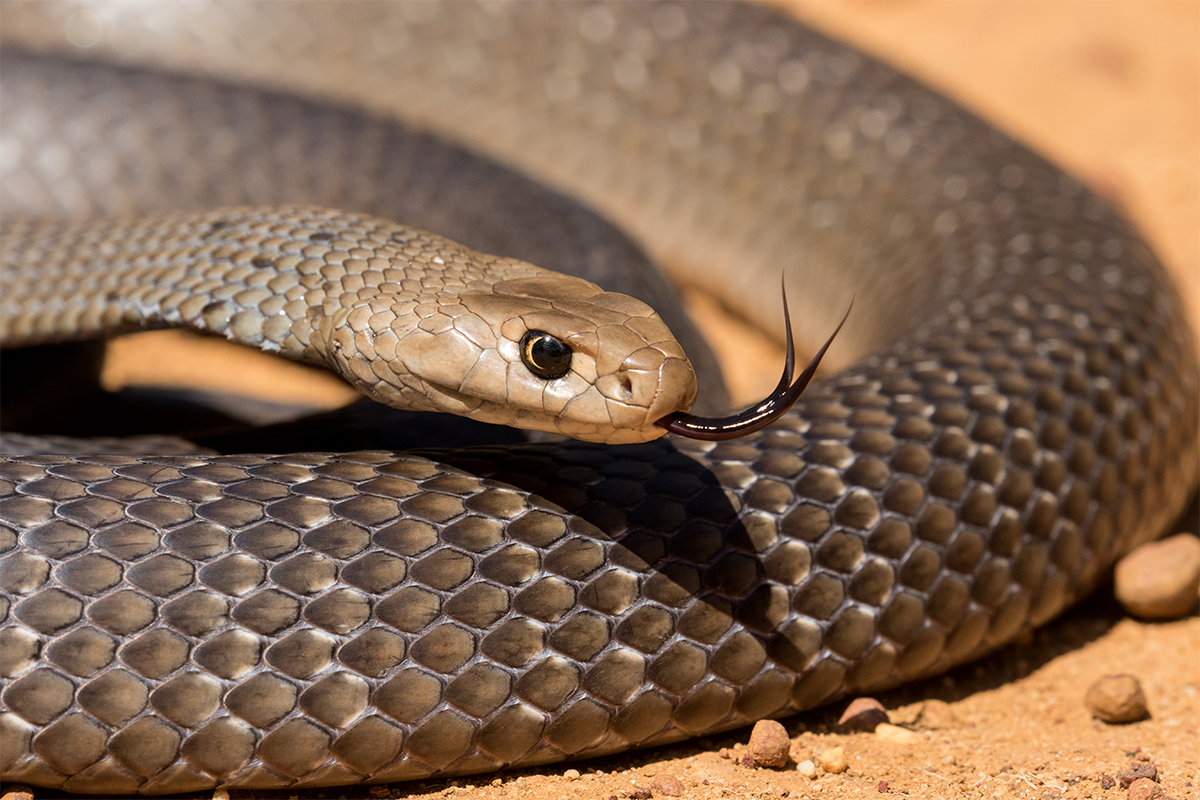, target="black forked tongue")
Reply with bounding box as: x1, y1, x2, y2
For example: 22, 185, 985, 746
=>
656, 288, 852, 441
